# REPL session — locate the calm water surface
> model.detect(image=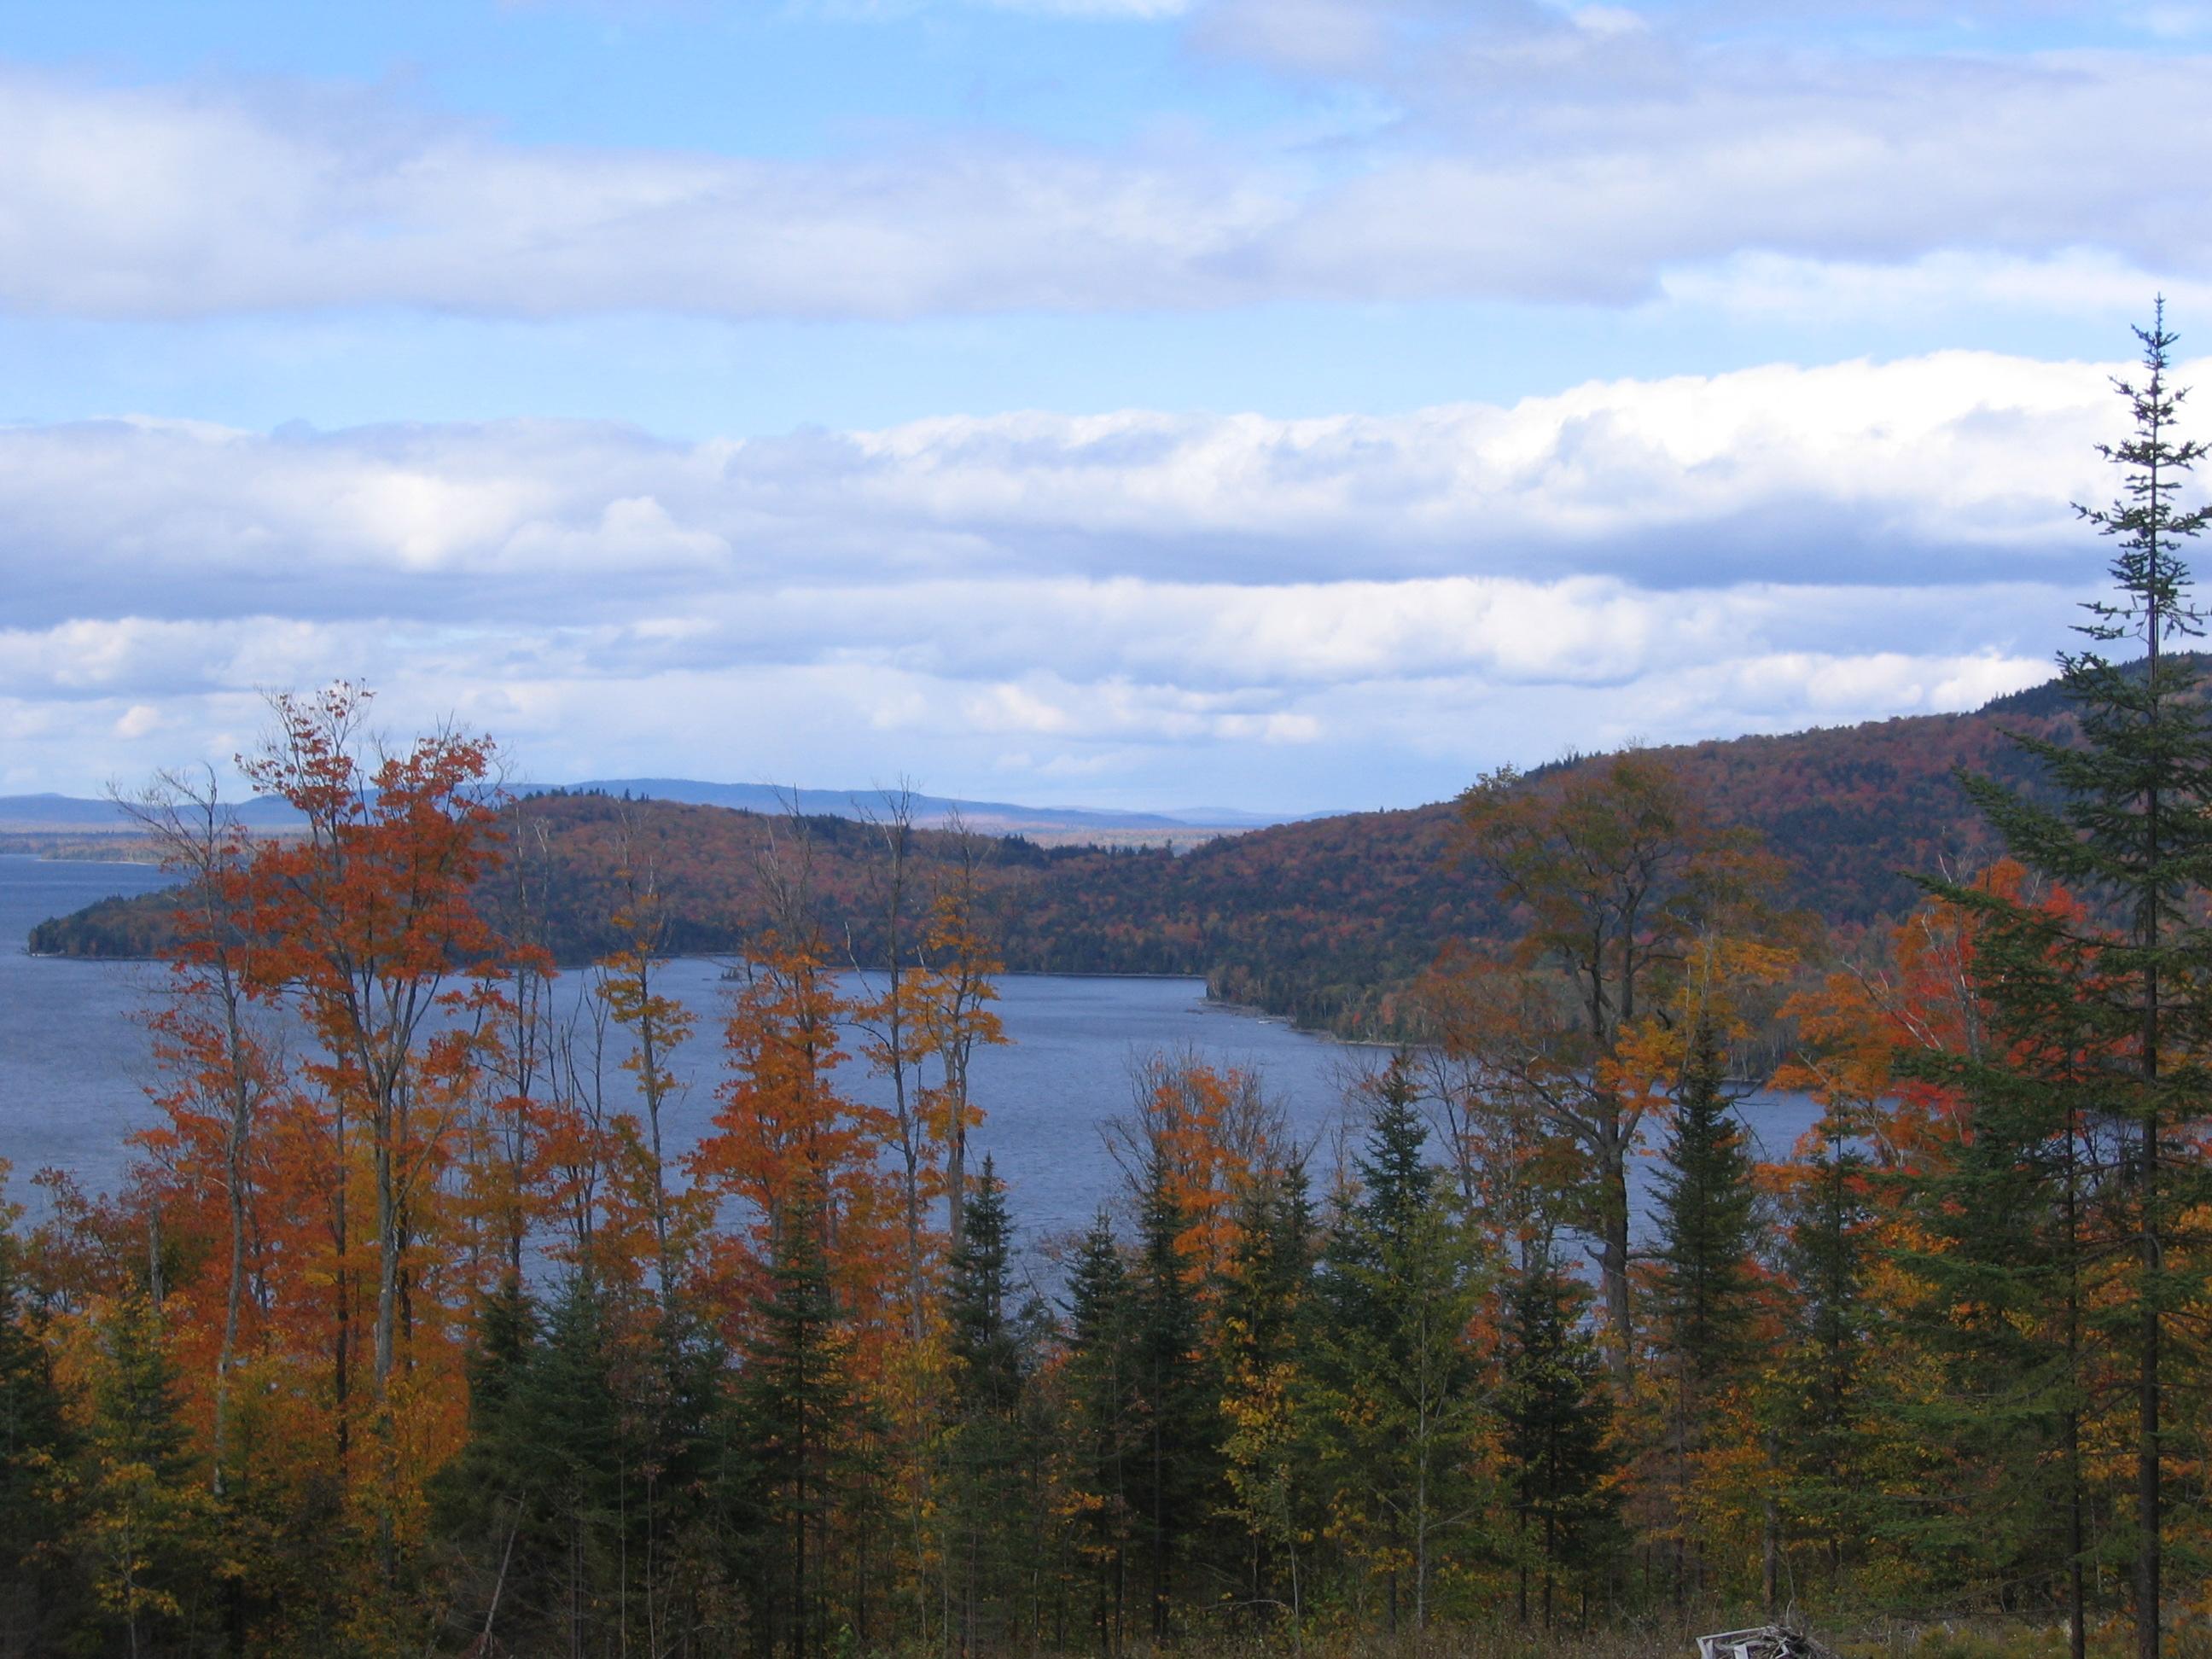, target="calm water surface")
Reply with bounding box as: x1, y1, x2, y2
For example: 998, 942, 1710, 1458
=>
3, 858, 1824, 1260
